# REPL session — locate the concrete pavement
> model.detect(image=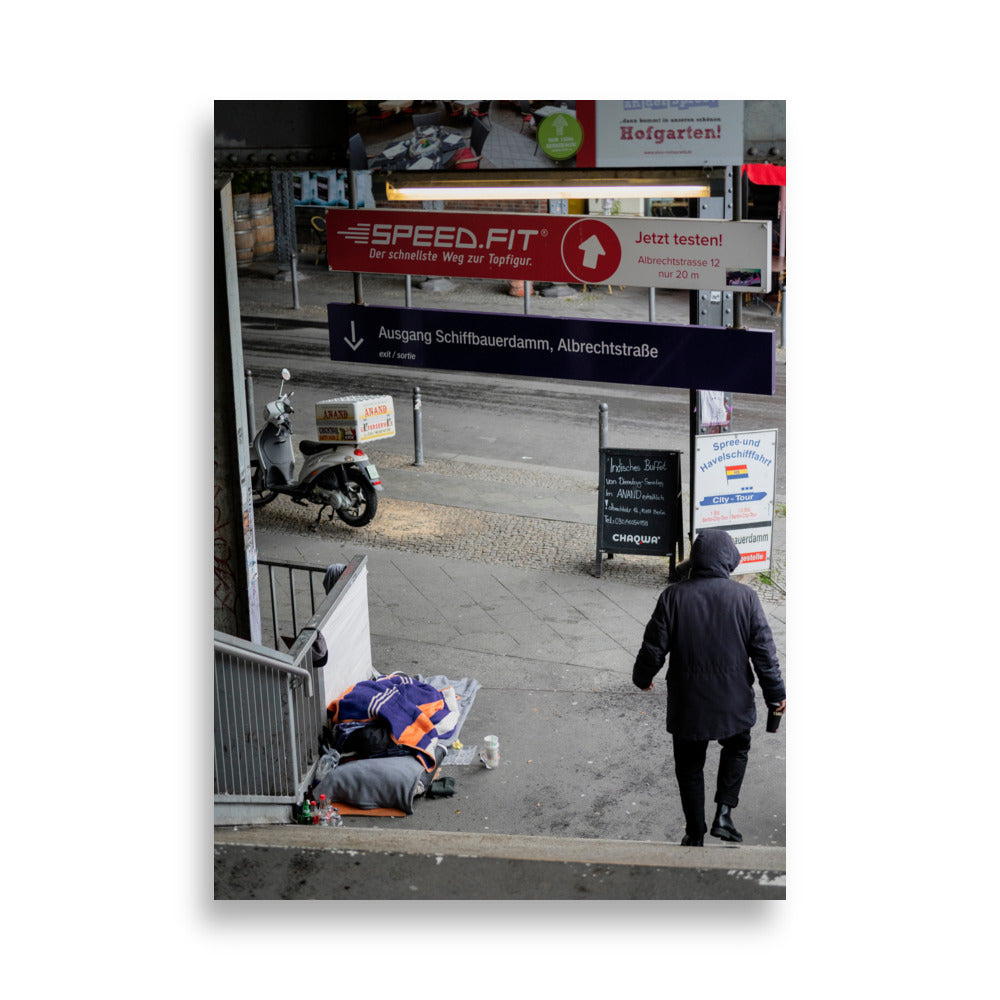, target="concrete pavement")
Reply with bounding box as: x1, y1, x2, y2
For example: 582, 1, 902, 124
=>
215, 260, 787, 899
